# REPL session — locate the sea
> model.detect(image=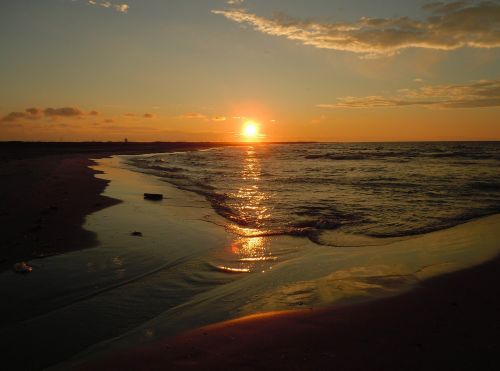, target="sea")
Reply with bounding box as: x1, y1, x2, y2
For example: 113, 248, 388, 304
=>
129, 142, 500, 245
